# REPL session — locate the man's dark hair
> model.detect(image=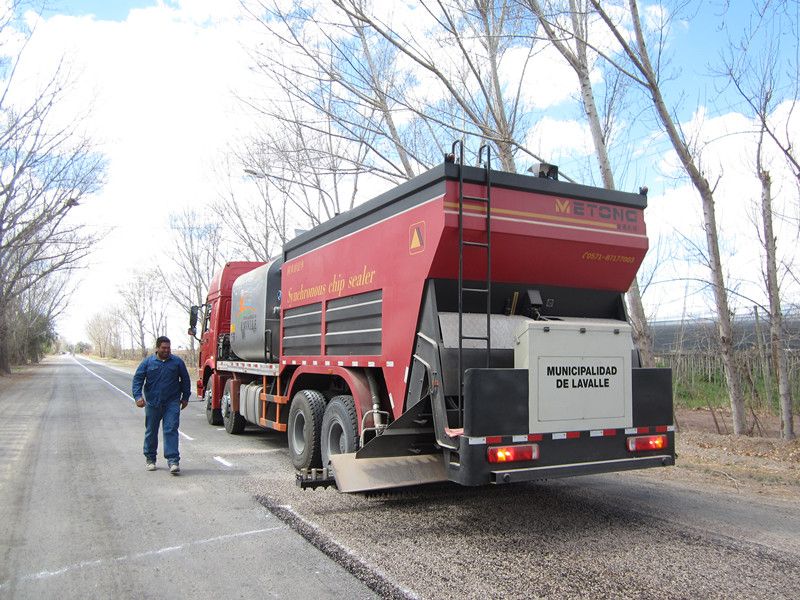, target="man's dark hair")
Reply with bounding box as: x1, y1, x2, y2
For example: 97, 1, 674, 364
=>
156, 336, 171, 347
